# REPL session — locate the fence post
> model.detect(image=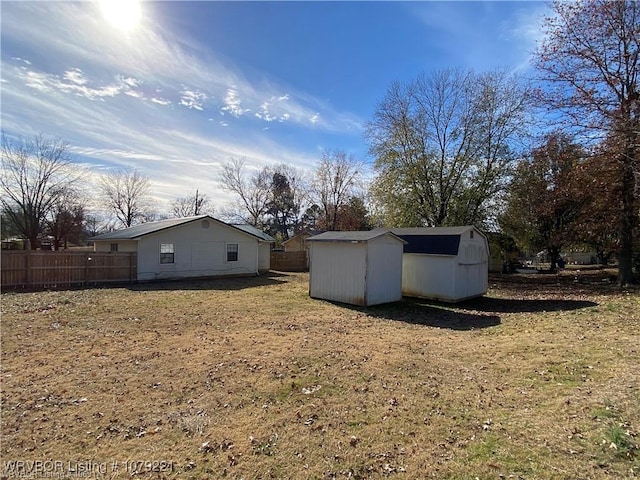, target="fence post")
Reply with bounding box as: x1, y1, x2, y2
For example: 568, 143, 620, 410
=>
84, 253, 90, 286
25, 249, 31, 288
